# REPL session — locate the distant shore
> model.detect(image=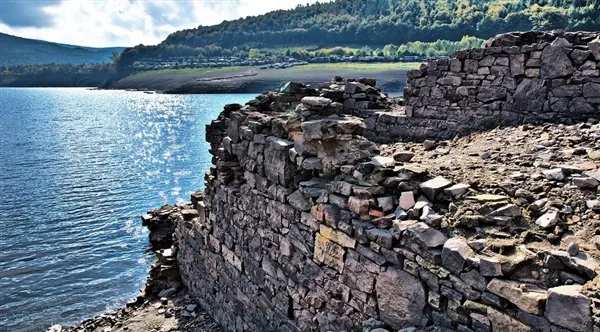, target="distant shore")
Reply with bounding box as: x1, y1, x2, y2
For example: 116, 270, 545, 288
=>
107, 62, 420, 94
0, 62, 420, 93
